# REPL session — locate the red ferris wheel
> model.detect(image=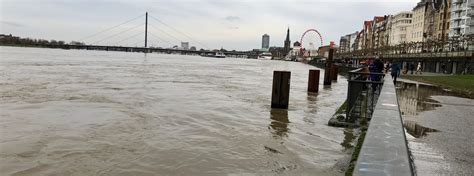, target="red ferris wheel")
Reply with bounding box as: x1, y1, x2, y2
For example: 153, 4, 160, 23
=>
299, 29, 324, 49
